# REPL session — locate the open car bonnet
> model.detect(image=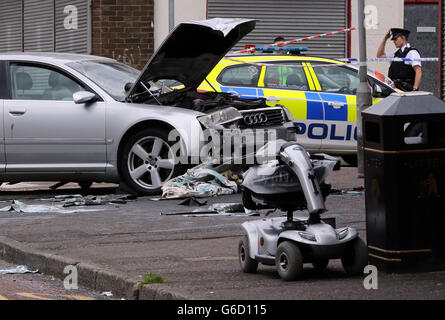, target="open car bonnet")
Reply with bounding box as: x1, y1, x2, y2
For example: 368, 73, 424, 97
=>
125, 18, 256, 100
